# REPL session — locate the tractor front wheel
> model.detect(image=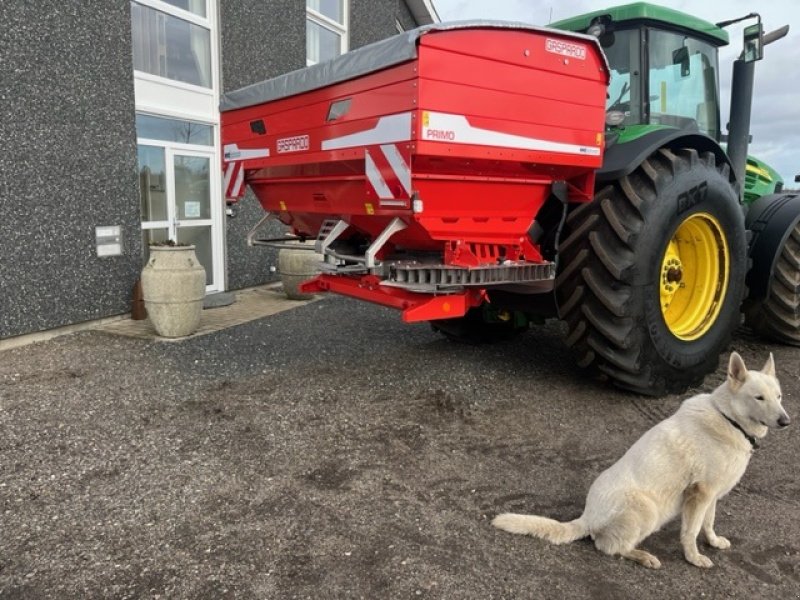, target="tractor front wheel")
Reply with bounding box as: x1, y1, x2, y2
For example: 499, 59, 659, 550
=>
555, 147, 746, 395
